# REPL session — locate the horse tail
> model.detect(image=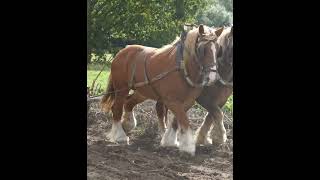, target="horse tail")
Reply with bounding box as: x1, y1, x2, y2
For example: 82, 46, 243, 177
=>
101, 73, 115, 112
